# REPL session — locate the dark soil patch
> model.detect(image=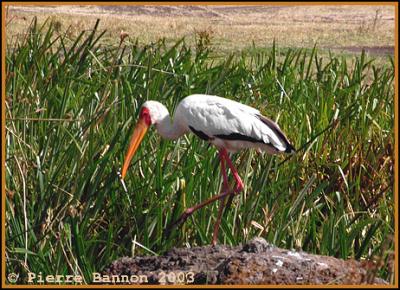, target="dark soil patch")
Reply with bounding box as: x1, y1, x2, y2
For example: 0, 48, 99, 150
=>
99, 5, 221, 17
101, 238, 388, 285
331, 46, 394, 56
